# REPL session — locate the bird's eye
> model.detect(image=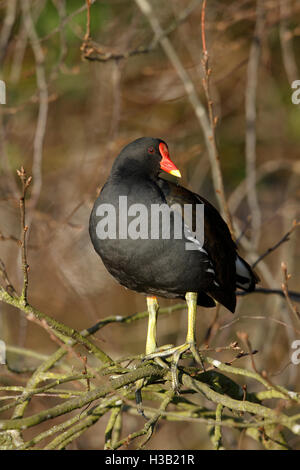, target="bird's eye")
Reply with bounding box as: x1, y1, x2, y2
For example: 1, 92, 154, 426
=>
148, 146, 155, 155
